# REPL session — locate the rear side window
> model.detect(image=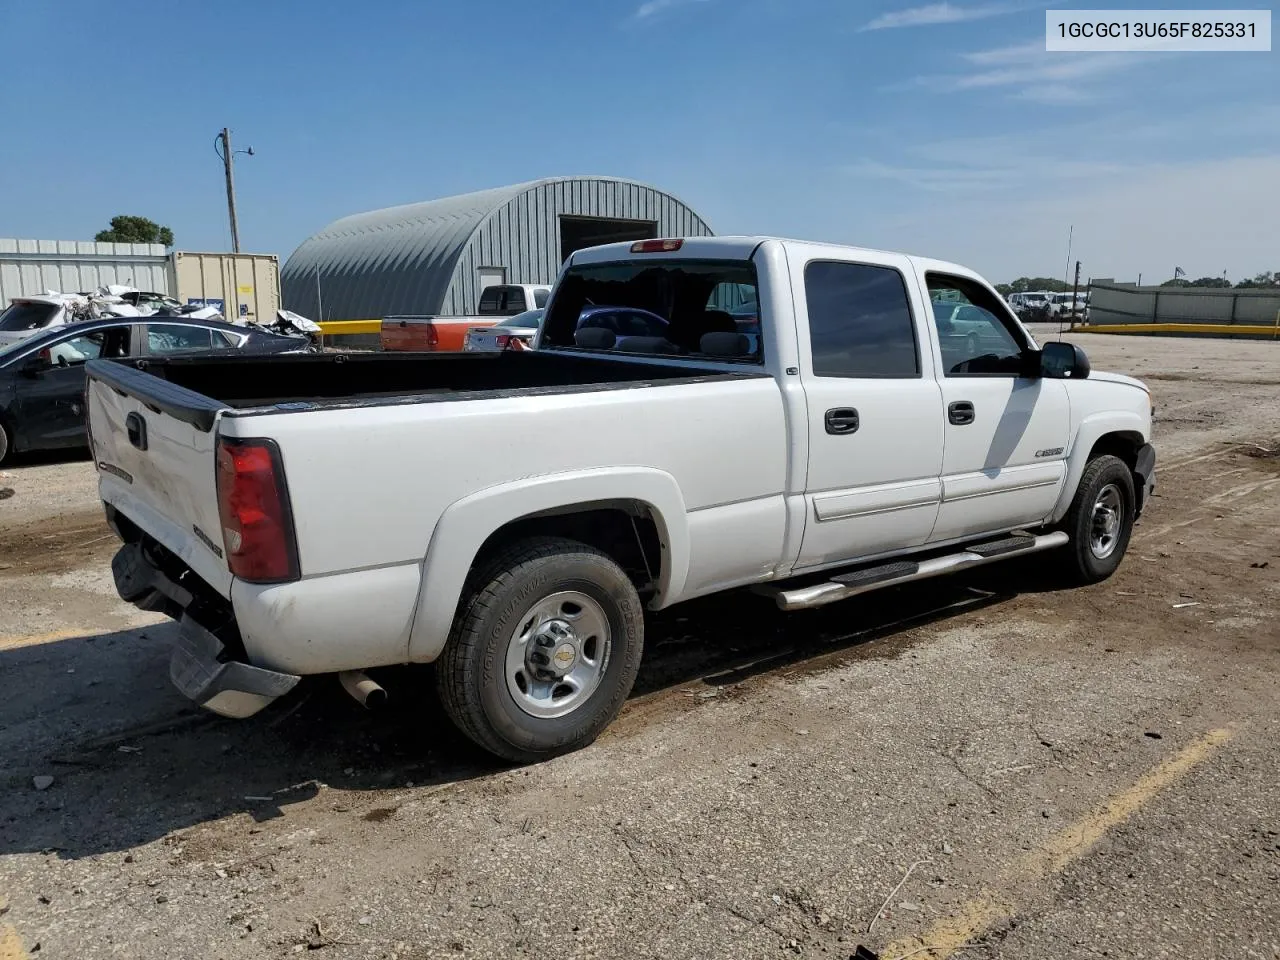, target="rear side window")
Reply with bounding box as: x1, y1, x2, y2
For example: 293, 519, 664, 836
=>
147, 324, 214, 355
0, 301, 58, 332
804, 261, 919, 378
